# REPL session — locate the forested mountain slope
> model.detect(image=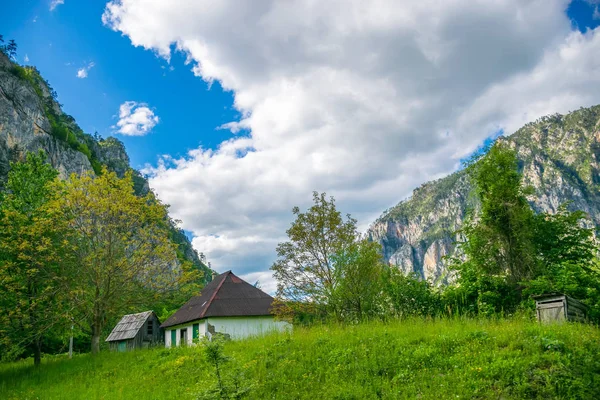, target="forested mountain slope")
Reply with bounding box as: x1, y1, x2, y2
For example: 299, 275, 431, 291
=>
369, 106, 600, 283
0, 51, 211, 281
